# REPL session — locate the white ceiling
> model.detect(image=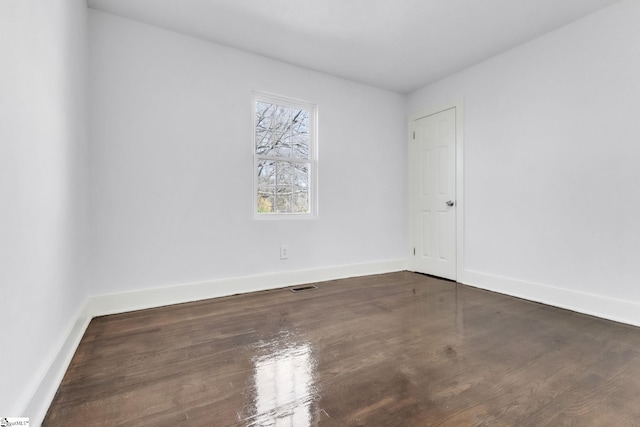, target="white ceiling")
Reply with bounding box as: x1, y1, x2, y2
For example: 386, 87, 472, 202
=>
87, 0, 621, 93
